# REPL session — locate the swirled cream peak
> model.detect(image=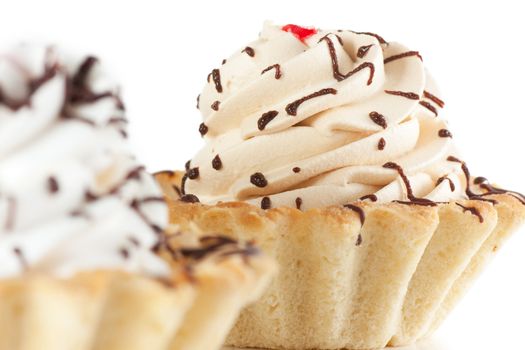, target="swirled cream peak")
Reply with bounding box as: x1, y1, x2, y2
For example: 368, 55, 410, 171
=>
0, 44, 169, 278
186, 23, 469, 210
